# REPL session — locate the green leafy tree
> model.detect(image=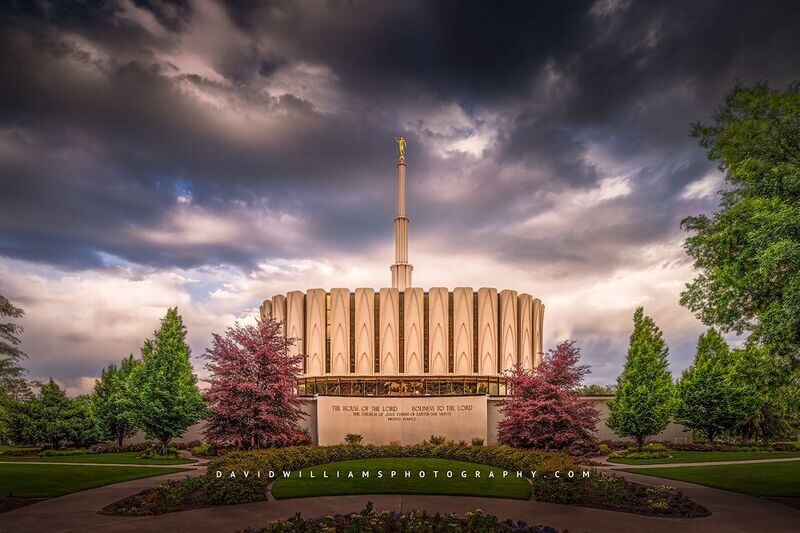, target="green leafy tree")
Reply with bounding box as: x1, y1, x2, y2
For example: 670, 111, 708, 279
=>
129, 308, 205, 453
607, 307, 675, 451
0, 295, 30, 439
676, 329, 756, 442
13, 379, 99, 448
93, 354, 141, 446
734, 346, 800, 443
68, 395, 102, 448
681, 81, 800, 372
577, 384, 617, 396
